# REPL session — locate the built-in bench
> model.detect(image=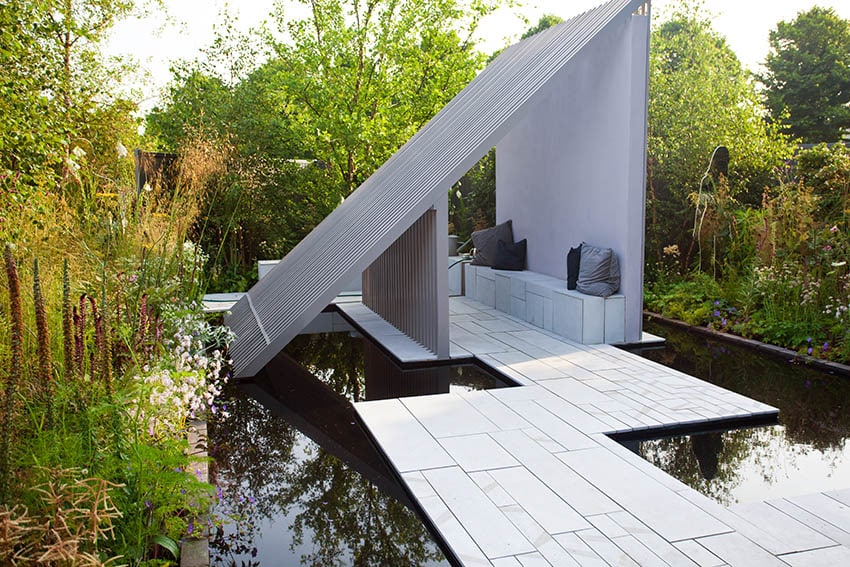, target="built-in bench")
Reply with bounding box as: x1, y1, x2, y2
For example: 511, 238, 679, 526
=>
463, 263, 625, 344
